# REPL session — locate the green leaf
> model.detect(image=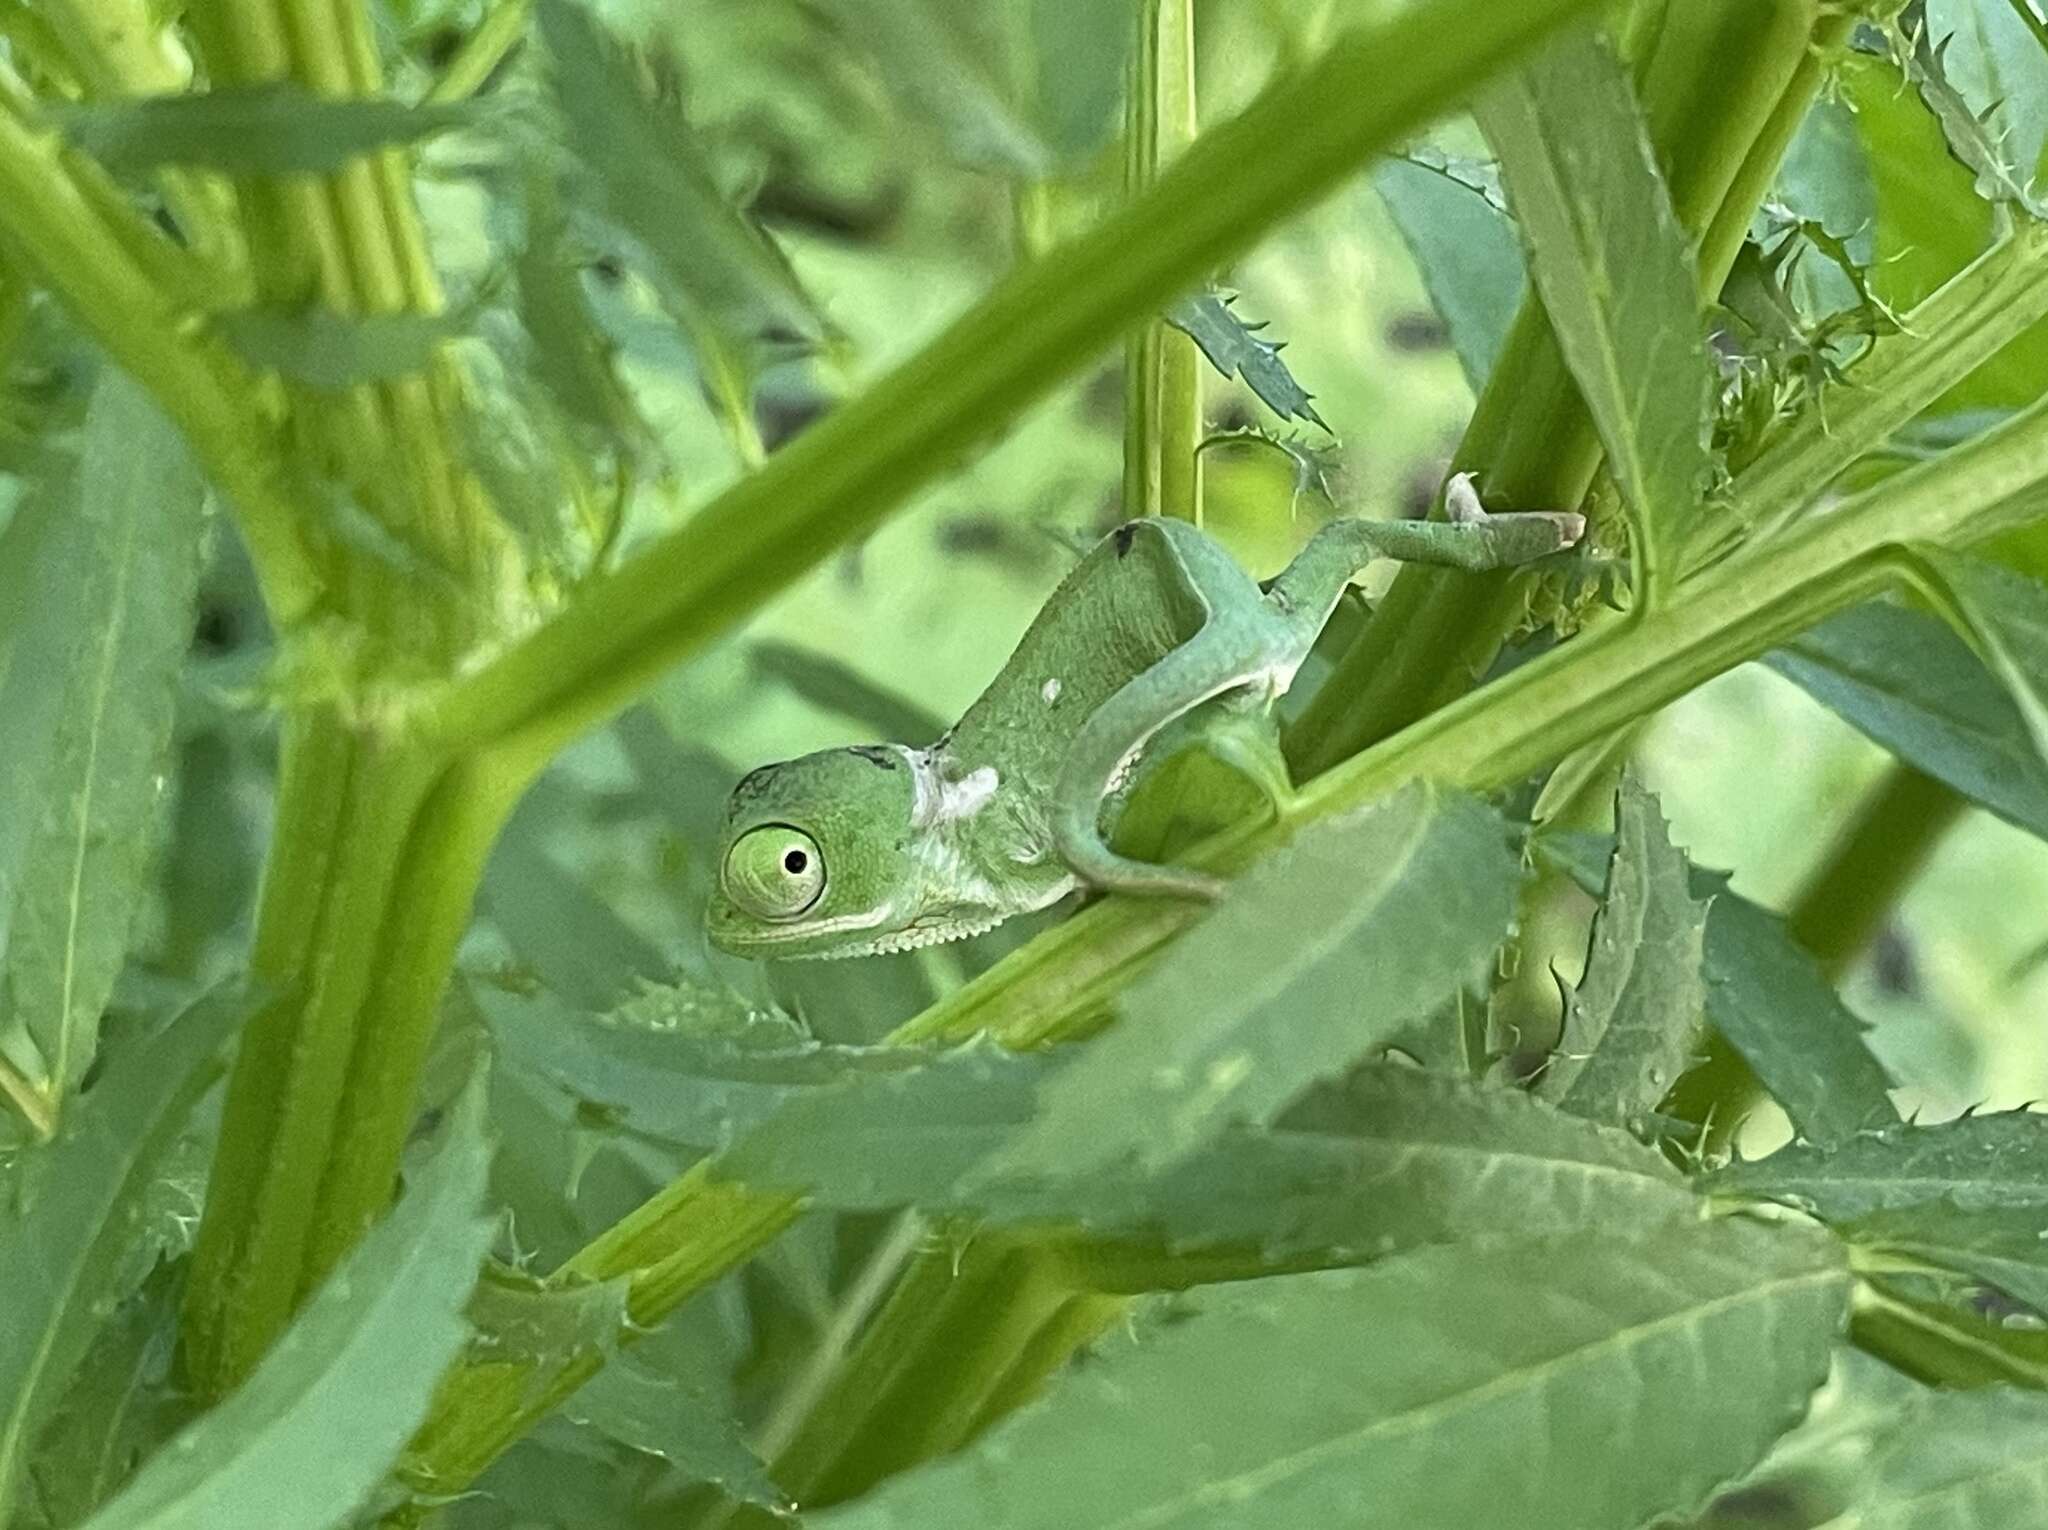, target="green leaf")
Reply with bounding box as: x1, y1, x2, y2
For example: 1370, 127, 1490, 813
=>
748, 640, 948, 744
1764, 599, 2048, 843
52, 83, 474, 176
824, 0, 1054, 176
811, 1218, 1850, 1530
22, 1270, 187, 1529
1478, 26, 1712, 603
512, 181, 646, 450
727, 1059, 1698, 1266
1809, 1385, 2048, 1526
478, 981, 930, 1153
1844, 46, 2048, 411
1845, 1199, 2048, 1321
1540, 774, 1710, 1126
0, 373, 207, 1109
1898, 21, 2045, 217
1701, 890, 1899, 1147
981, 783, 1520, 1185
1027, 0, 1132, 158
536, 0, 822, 346
0, 985, 249, 1528
74, 1073, 495, 1530
478, 829, 671, 1010
1911, 547, 2048, 767
565, 1360, 790, 1514
214, 306, 464, 391
1164, 291, 1328, 430
464, 1262, 630, 1385
1539, 832, 1897, 1148
1373, 148, 1525, 389
1711, 1109, 2048, 1221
